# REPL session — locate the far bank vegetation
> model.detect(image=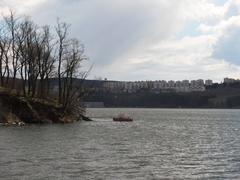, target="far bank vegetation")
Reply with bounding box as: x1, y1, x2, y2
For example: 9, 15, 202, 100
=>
0, 11, 89, 119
